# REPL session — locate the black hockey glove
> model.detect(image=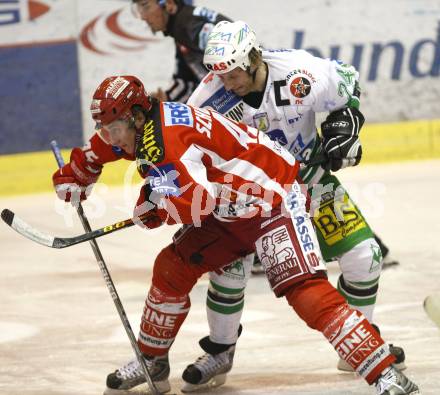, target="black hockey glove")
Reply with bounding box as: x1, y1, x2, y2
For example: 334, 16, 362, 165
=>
321, 107, 365, 172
